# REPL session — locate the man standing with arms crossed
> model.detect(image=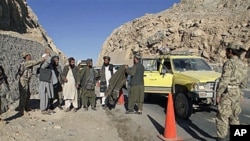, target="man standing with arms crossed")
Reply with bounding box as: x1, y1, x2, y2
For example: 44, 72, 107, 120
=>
216, 42, 248, 141
125, 53, 145, 114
